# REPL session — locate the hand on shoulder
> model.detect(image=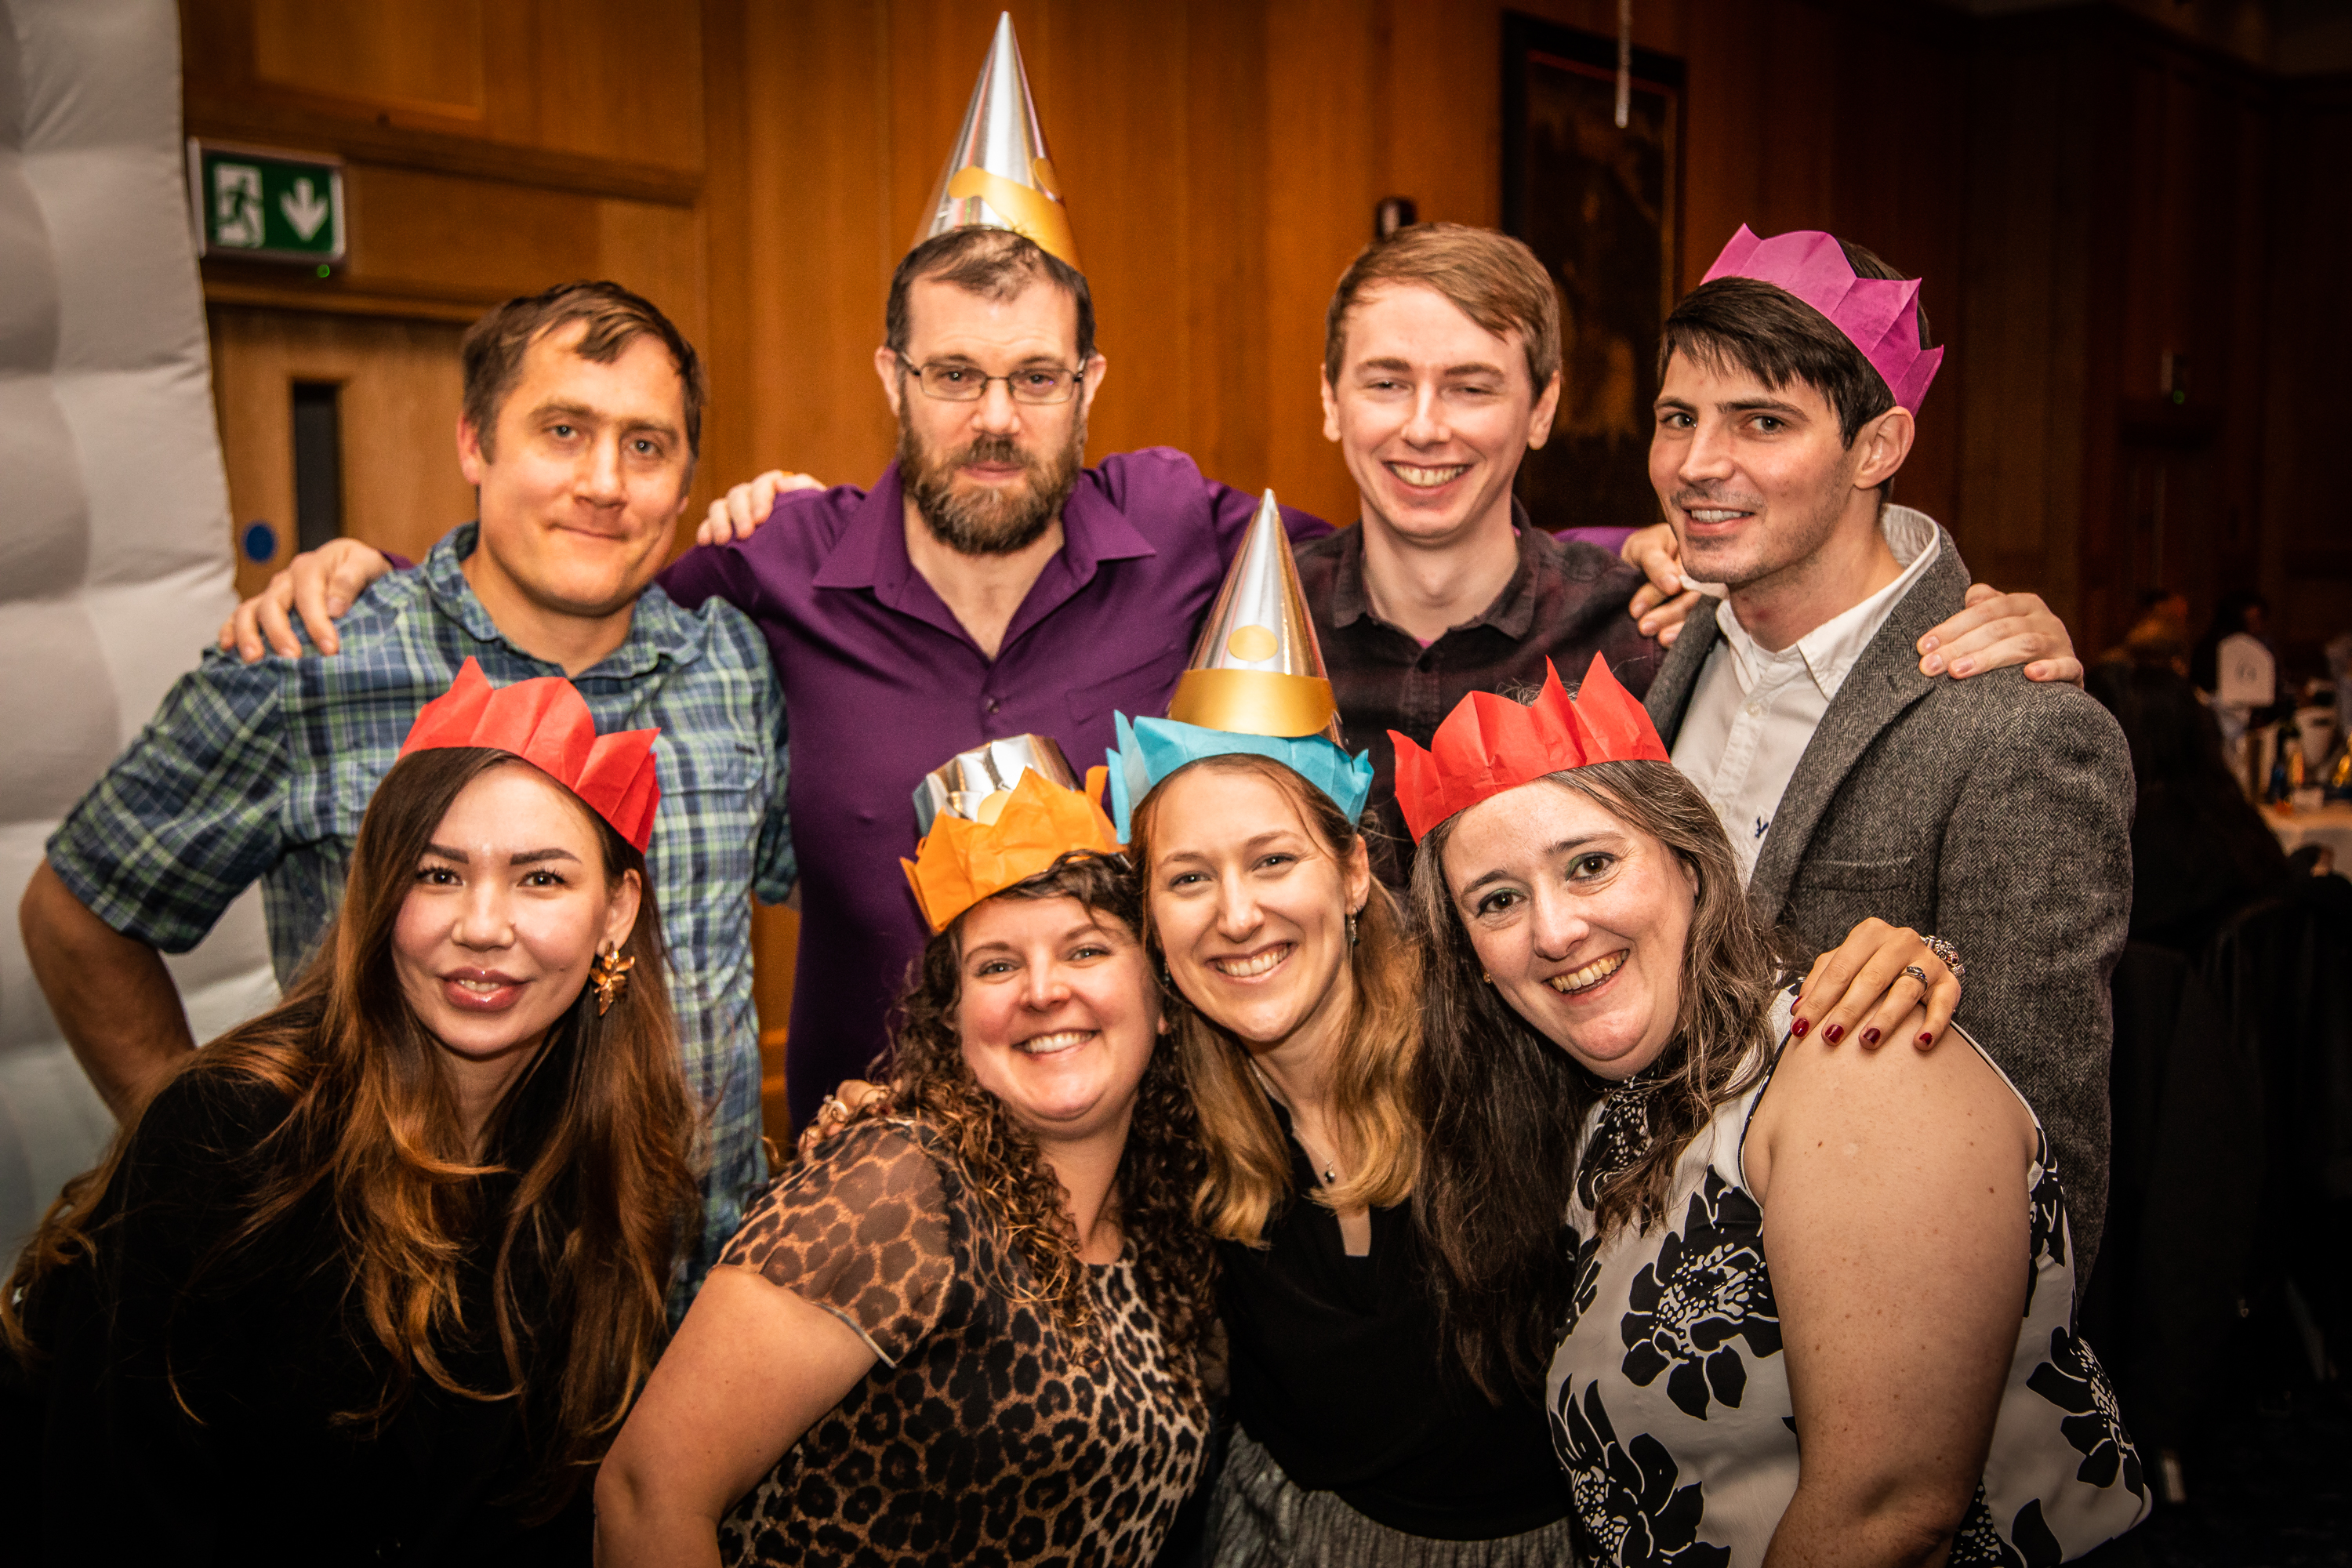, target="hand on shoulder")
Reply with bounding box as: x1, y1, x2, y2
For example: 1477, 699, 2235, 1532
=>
695, 469, 826, 547
216, 537, 393, 662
